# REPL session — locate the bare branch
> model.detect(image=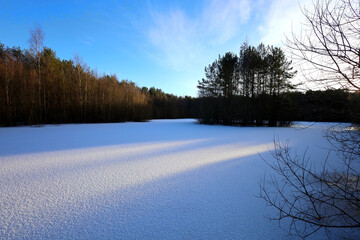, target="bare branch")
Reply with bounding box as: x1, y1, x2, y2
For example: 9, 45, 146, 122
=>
286, 0, 360, 91
260, 127, 360, 238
